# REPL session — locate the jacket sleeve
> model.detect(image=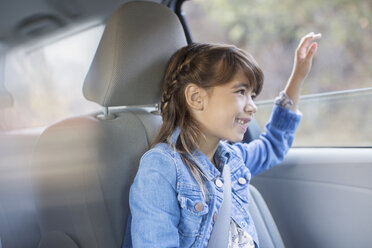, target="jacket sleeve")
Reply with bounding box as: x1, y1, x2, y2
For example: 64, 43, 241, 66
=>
233, 105, 302, 177
129, 149, 180, 247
